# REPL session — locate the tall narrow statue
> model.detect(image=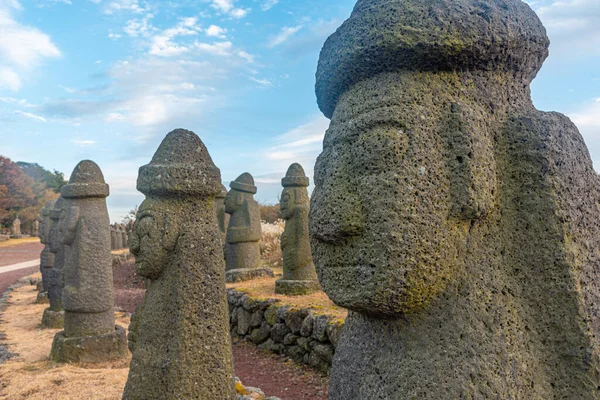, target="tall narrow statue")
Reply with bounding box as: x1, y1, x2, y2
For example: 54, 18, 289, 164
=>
275, 163, 319, 295
10, 216, 21, 237
37, 201, 55, 303
224, 173, 273, 282
123, 129, 236, 399
50, 160, 127, 363
41, 197, 66, 328
310, 0, 600, 398
215, 184, 229, 259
